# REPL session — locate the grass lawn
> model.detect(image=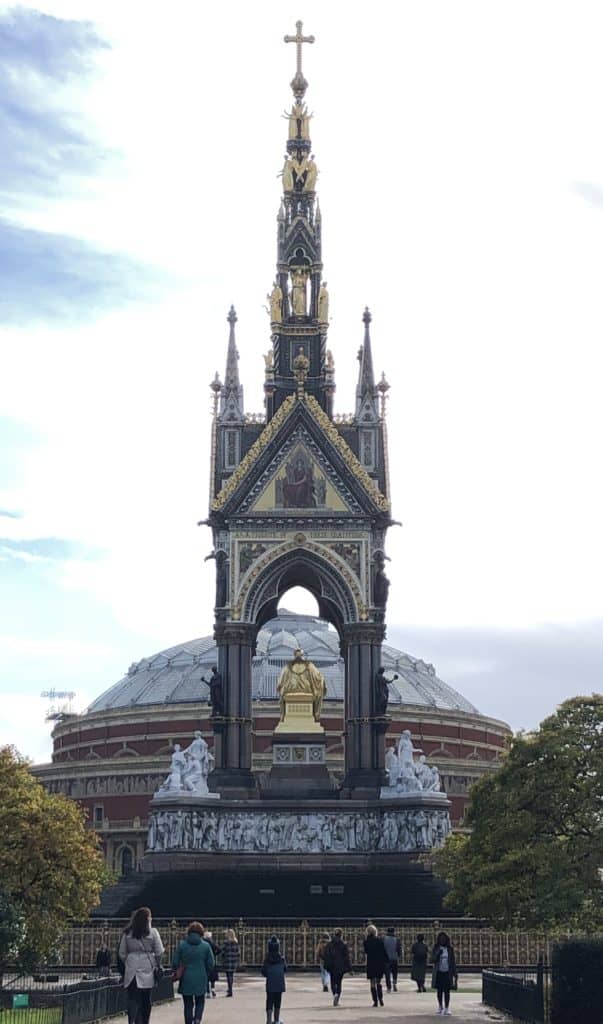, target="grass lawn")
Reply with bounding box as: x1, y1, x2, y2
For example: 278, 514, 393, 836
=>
0, 1008, 62, 1024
